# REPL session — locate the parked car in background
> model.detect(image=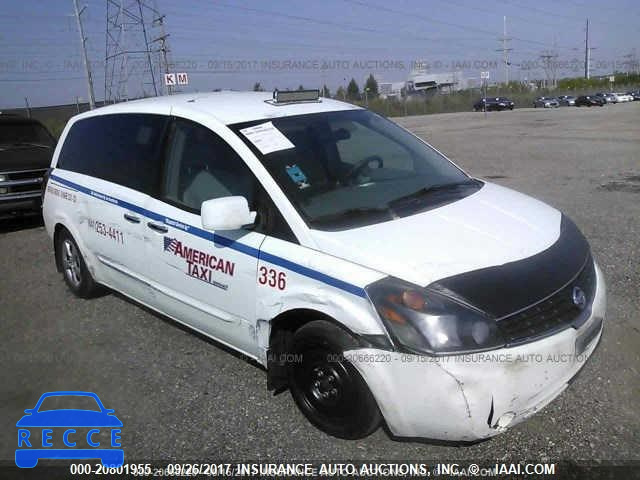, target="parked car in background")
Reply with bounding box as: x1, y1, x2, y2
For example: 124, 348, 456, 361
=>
613, 92, 633, 102
533, 97, 560, 108
628, 91, 640, 101
557, 95, 576, 106
473, 97, 514, 111
575, 95, 605, 107
0, 114, 56, 219
594, 92, 616, 104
